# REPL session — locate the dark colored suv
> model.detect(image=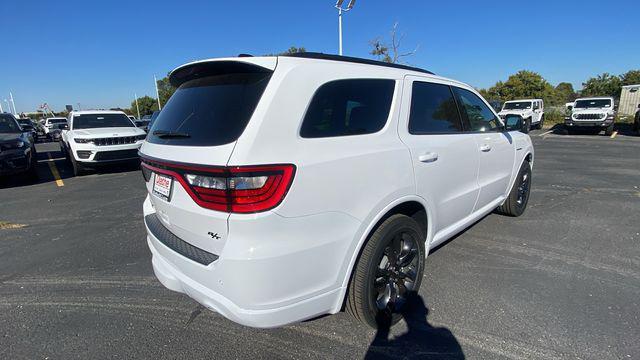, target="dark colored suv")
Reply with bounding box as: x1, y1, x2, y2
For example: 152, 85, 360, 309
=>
0, 113, 37, 178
